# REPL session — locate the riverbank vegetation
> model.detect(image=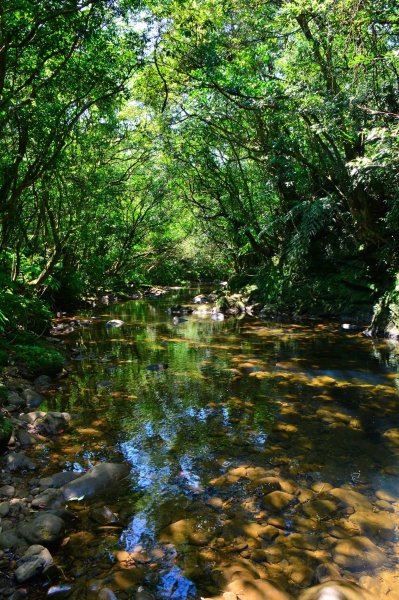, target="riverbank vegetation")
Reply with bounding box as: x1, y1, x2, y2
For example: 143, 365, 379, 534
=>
1, 0, 398, 339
